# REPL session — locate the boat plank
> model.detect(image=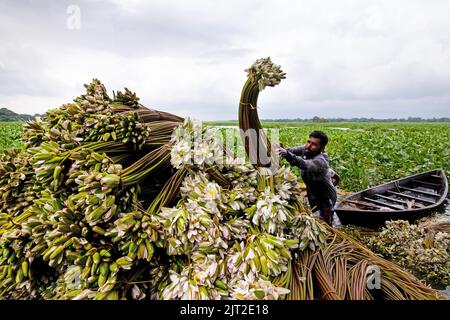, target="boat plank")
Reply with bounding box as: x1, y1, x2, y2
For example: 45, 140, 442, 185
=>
375, 194, 424, 208
363, 197, 403, 210
341, 199, 386, 210
387, 191, 435, 204
398, 186, 440, 197
412, 180, 441, 188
